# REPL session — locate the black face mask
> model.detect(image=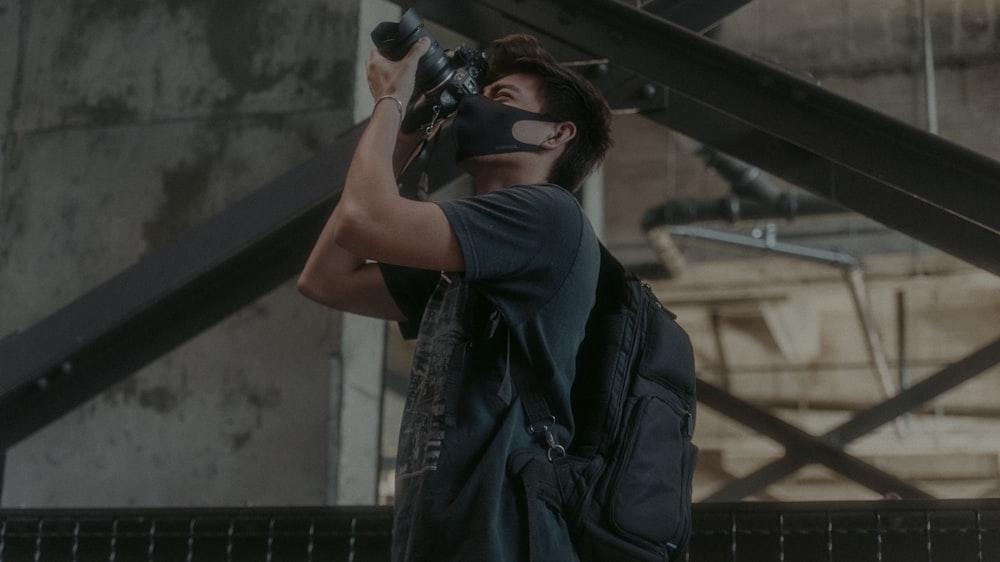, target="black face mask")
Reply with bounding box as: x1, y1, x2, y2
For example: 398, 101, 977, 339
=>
452, 95, 557, 163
